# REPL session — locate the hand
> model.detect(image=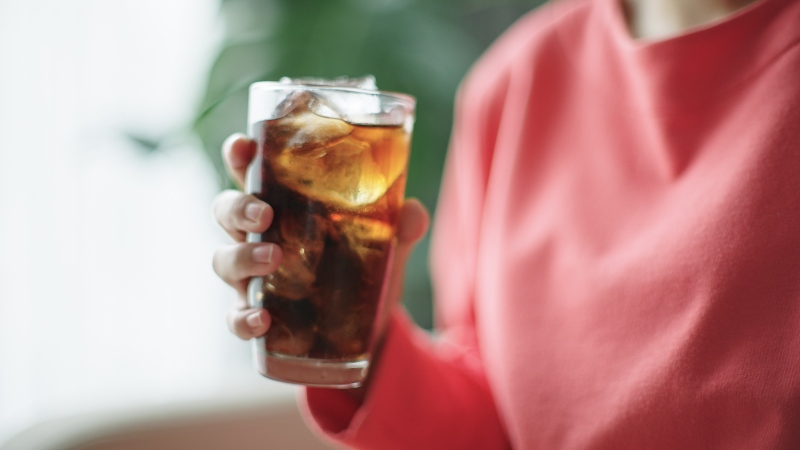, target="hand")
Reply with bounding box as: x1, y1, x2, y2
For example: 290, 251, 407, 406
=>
212, 133, 430, 348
